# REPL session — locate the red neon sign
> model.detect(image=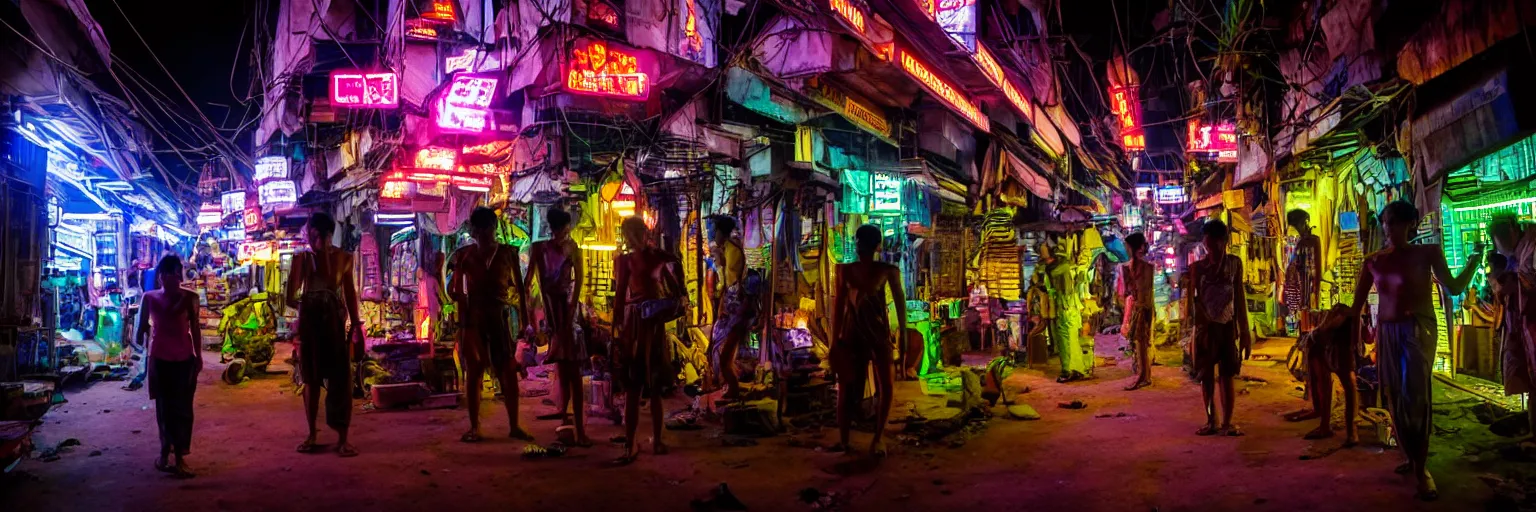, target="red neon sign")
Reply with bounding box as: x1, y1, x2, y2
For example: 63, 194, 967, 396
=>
829, 0, 867, 32
330, 72, 399, 107
380, 180, 411, 200
895, 48, 988, 131
422, 0, 457, 22
1110, 85, 1144, 150
1187, 120, 1237, 162
566, 39, 650, 99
